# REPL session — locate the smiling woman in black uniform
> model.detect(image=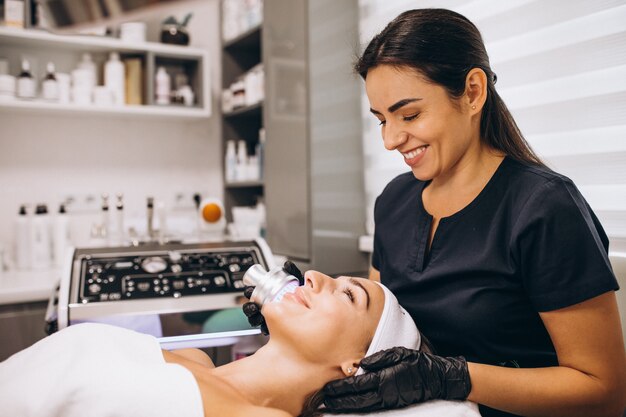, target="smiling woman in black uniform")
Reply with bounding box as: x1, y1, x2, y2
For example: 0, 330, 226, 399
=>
321, 9, 626, 417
